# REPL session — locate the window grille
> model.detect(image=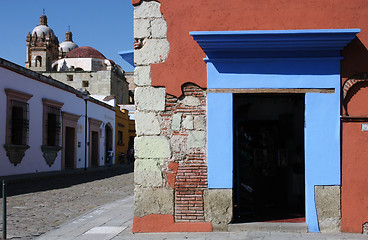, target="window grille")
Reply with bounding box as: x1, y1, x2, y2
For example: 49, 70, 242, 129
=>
8, 100, 29, 145
46, 105, 61, 146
